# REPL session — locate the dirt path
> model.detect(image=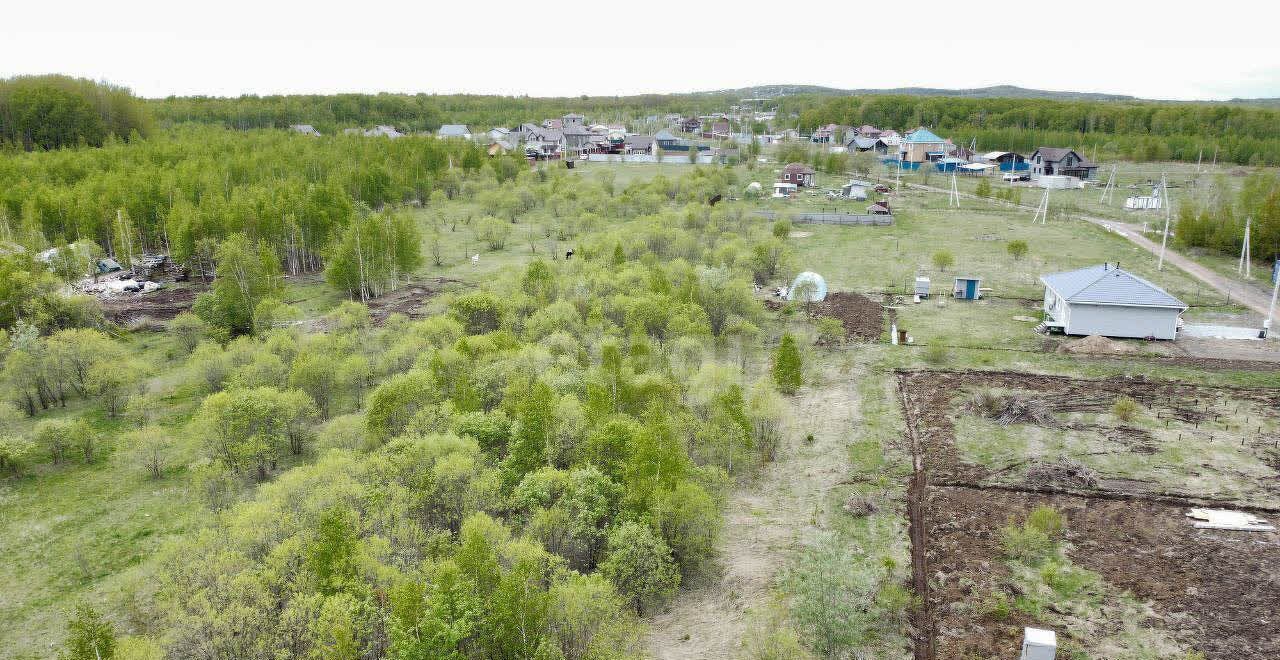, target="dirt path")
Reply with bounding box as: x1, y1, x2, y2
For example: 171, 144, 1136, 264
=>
896, 179, 1276, 319
644, 360, 860, 659
1075, 216, 1273, 318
